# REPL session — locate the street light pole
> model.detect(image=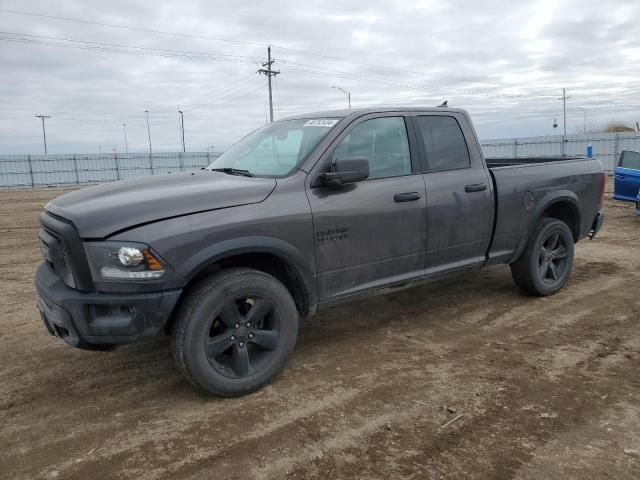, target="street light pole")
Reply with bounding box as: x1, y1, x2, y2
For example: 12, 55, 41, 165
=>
178, 109, 186, 152
35, 114, 51, 155
145, 110, 152, 155
122, 123, 129, 153
332, 86, 351, 109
